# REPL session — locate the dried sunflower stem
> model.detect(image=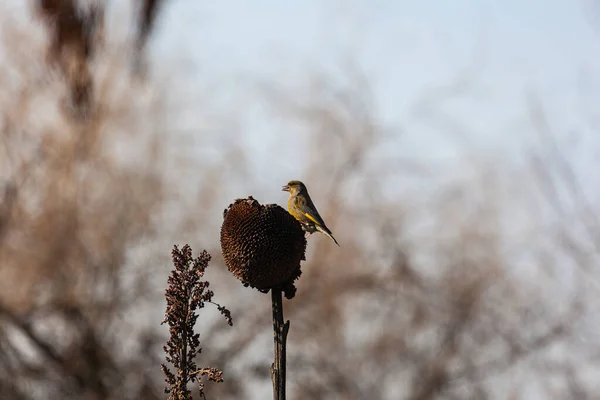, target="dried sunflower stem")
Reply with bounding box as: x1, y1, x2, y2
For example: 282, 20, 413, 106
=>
270, 288, 289, 400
